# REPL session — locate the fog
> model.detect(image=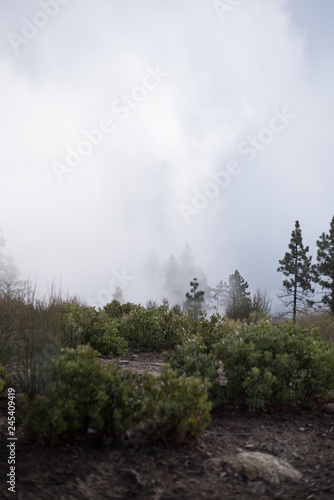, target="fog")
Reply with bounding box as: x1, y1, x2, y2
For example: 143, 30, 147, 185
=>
1, 0, 333, 310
